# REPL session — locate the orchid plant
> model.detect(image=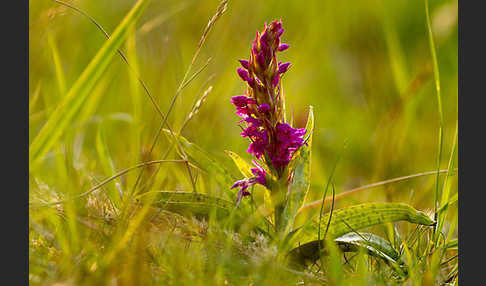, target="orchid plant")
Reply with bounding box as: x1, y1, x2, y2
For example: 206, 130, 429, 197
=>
156, 19, 436, 274
222, 19, 435, 269
229, 19, 309, 233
